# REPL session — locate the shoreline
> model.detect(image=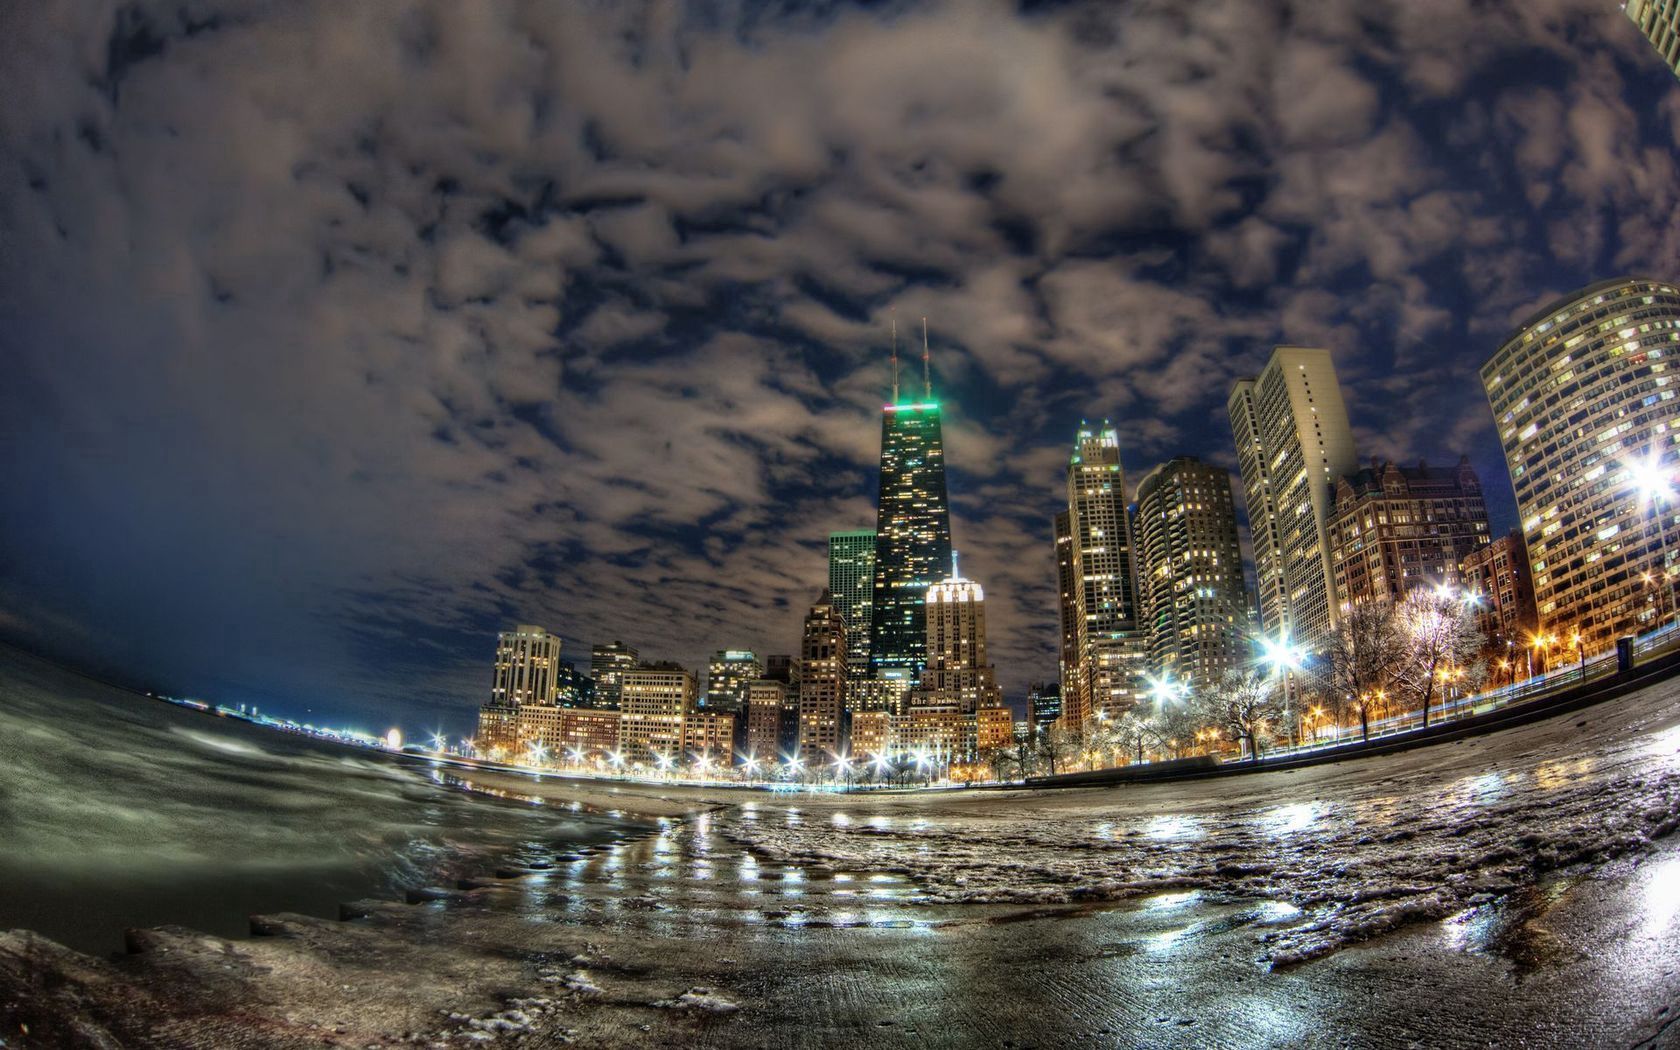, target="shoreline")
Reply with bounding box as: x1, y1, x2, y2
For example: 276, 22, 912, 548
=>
8, 650, 1680, 1046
